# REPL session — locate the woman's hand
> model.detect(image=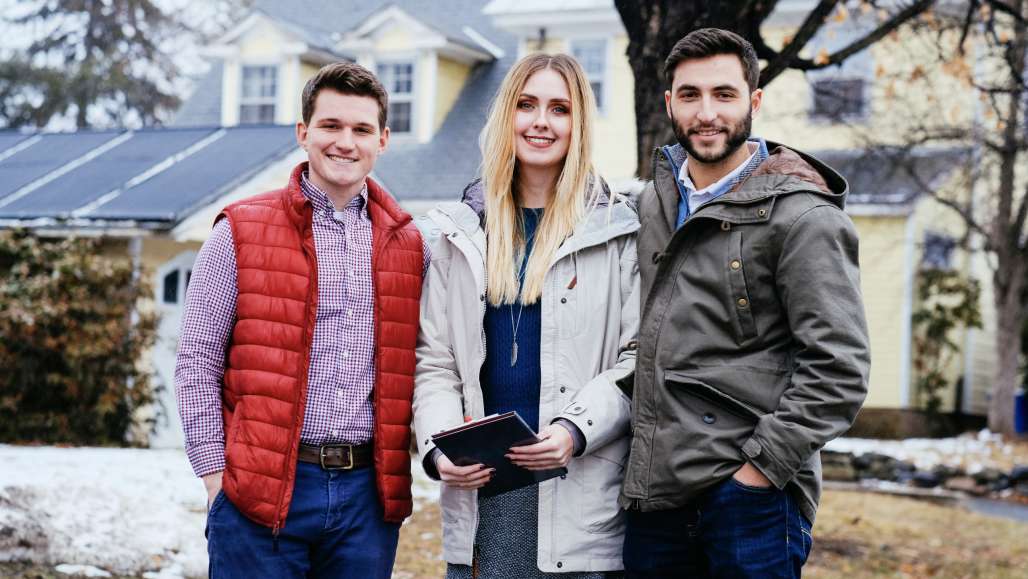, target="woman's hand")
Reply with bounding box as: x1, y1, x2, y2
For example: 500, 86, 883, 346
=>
506, 424, 574, 471
435, 453, 494, 489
